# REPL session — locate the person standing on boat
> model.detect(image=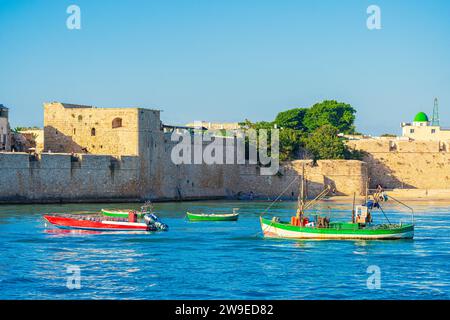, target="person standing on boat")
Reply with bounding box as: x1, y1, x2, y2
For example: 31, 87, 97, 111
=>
376, 184, 388, 202
128, 210, 138, 223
